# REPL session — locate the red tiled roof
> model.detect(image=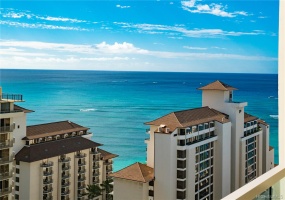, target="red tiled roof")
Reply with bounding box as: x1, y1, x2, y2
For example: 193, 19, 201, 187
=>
145, 106, 230, 133
244, 113, 258, 123
98, 148, 118, 160
14, 104, 34, 113
25, 120, 88, 139
110, 162, 154, 183
198, 80, 237, 91
258, 119, 269, 126
15, 137, 101, 162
